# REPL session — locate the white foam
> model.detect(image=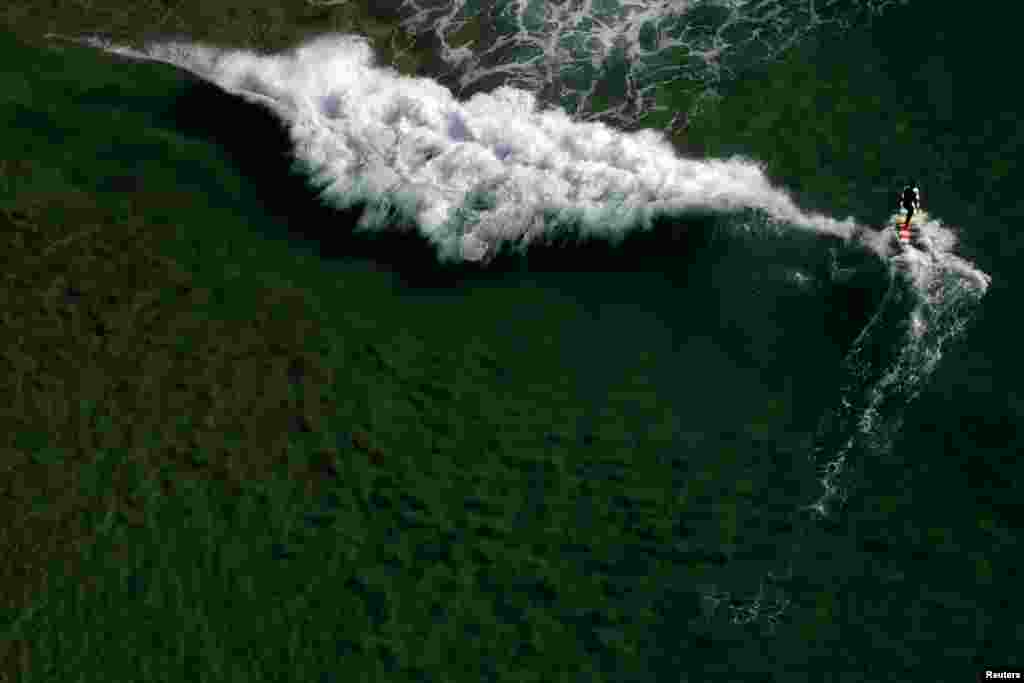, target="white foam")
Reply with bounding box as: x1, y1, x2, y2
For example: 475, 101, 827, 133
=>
65, 33, 867, 262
